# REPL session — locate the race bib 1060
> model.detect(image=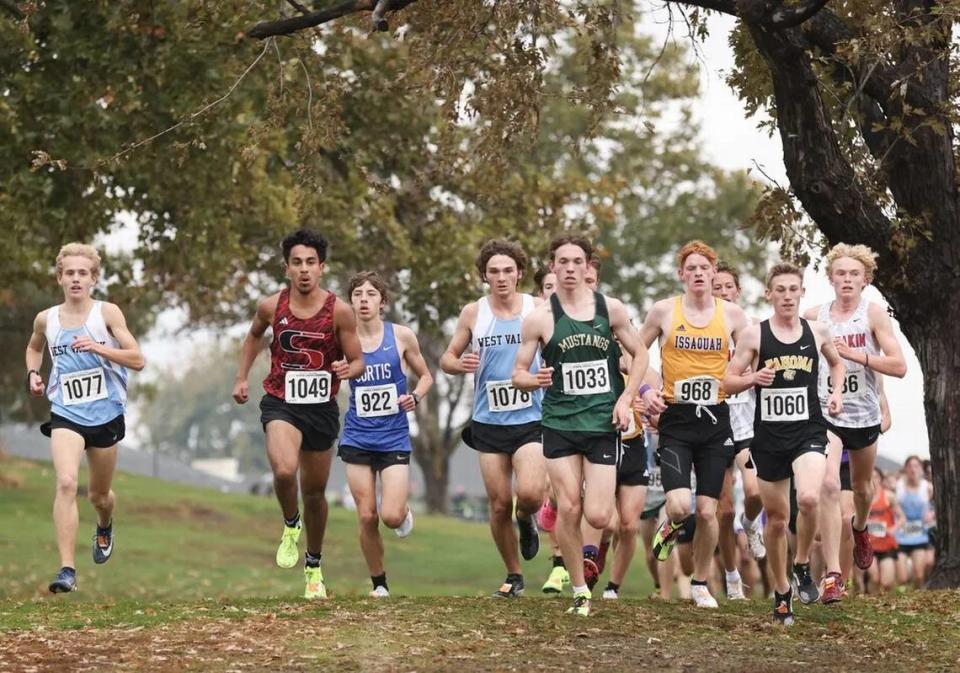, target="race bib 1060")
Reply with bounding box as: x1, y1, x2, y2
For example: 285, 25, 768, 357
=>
285, 371, 331, 404
485, 380, 532, 413
674, 376, 720, 405
760, 387, 809, 422
60, 367, 108, 406
355, 383, 399, 418
562, 360, 610, 396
